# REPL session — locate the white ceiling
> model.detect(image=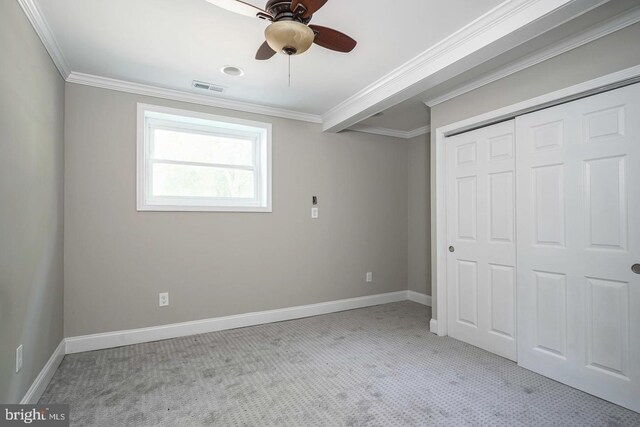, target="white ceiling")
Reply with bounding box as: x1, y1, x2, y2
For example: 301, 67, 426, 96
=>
35, 0, 503, 115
